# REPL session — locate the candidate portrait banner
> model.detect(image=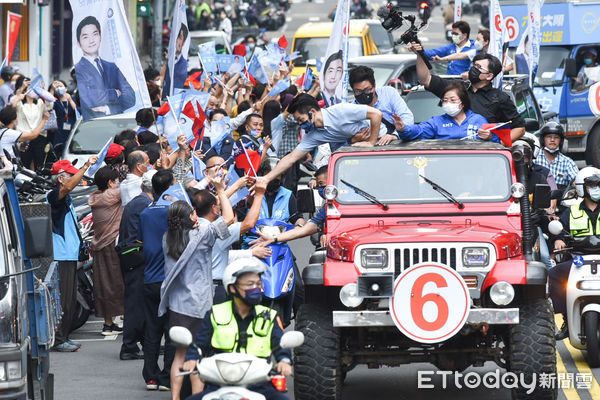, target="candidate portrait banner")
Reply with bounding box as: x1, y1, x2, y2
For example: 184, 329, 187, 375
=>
70, 0, 151, 120
489, 0, 505, 88
165, 0, 190, 98
526, 0, 543, 86
320, 0, 350, 106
